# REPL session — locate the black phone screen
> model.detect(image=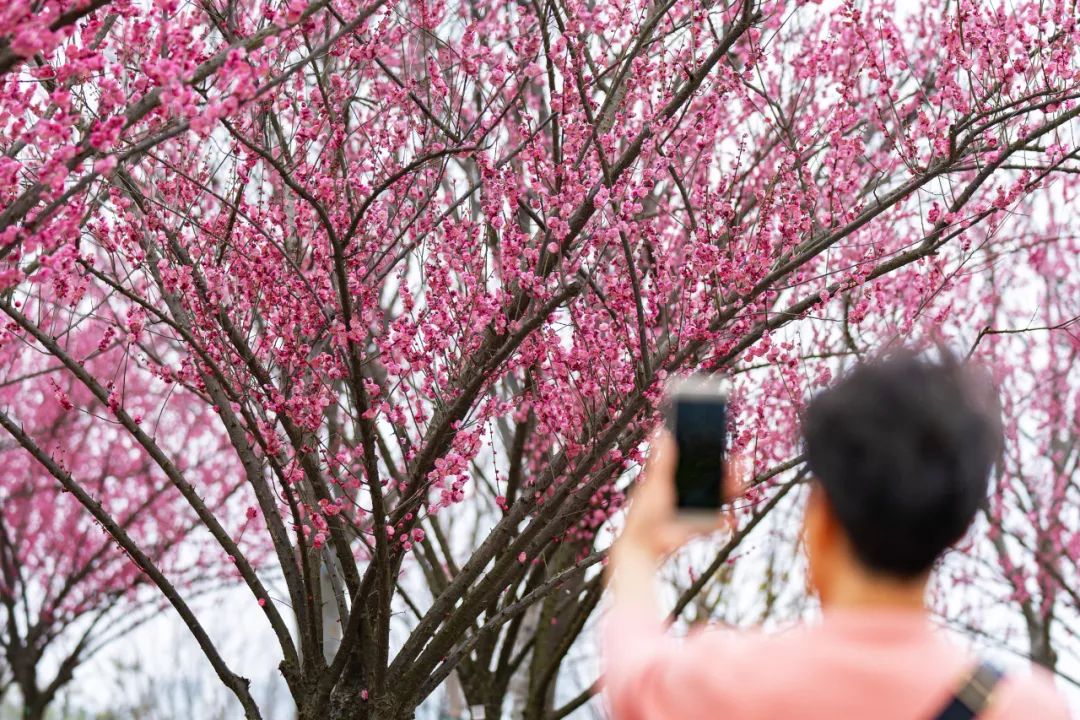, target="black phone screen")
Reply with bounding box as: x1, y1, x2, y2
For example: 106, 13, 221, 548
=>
671, 397, 727, 510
